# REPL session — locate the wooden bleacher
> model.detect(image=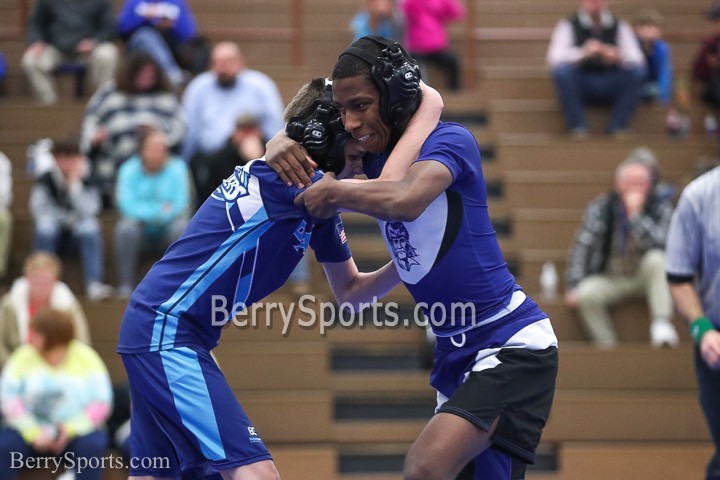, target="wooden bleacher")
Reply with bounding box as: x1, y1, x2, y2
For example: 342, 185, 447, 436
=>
2, 0, 719, 478
471, 1, 718, 479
